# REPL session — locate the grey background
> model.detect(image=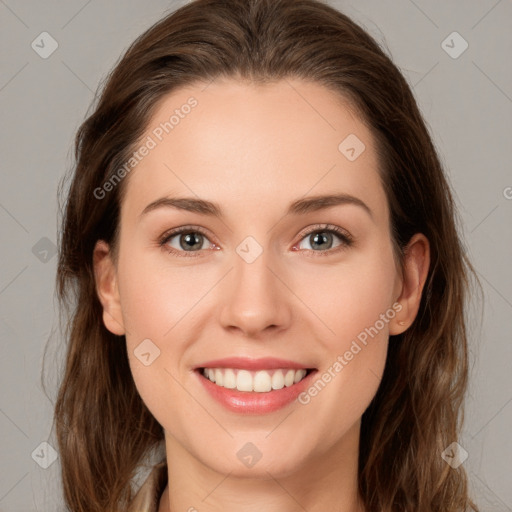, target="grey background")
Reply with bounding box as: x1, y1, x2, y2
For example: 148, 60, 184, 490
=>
0, 0, 511, 510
